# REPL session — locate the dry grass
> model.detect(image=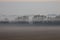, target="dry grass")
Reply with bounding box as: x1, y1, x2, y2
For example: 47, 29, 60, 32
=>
0, 27, 60, 40
0, 31, 60, 40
